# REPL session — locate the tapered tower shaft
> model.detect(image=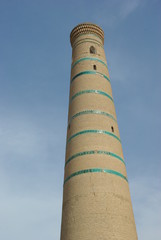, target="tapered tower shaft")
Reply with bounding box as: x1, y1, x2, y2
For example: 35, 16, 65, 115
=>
60, 23, 137, 240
